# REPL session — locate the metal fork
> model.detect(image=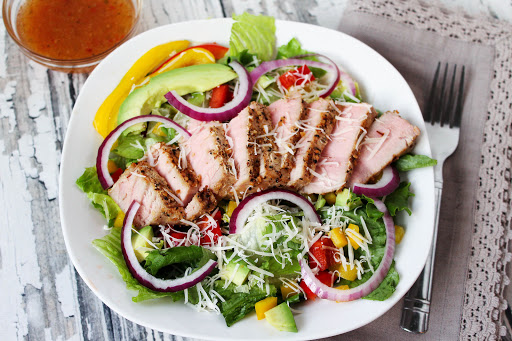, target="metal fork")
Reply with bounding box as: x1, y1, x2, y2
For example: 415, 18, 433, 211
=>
400, 62, 466, 333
